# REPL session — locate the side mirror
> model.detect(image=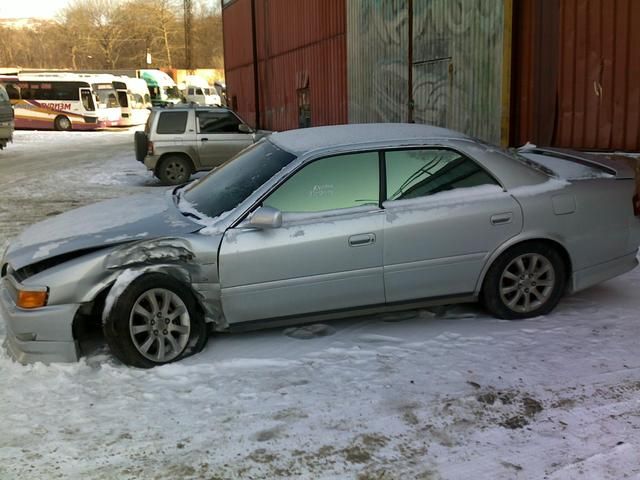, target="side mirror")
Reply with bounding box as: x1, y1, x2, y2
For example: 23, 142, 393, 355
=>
249, 206, 282, 229
238, 123, 252, 133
